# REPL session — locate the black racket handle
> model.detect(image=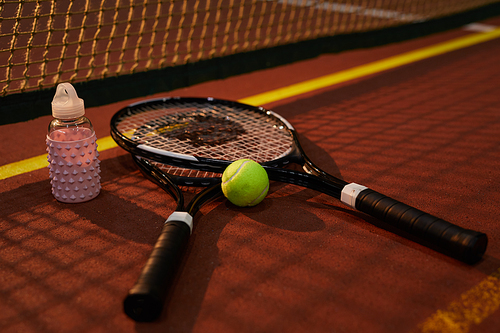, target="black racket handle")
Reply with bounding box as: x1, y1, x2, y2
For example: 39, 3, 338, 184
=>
353, 188, 487, 264
123, 220, 191, 322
